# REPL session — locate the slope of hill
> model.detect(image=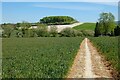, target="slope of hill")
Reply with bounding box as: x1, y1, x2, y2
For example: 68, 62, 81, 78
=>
48, 22, 83, 32
72, 23, 96, 31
